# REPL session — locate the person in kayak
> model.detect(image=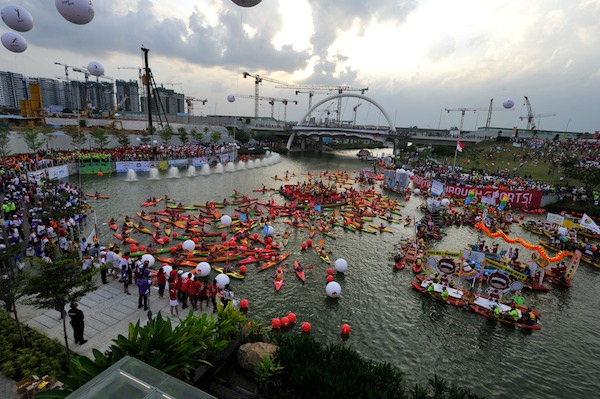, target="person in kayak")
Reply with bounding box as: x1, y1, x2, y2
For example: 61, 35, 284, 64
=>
275, 267, 284, 281
441, 287, 449, 302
